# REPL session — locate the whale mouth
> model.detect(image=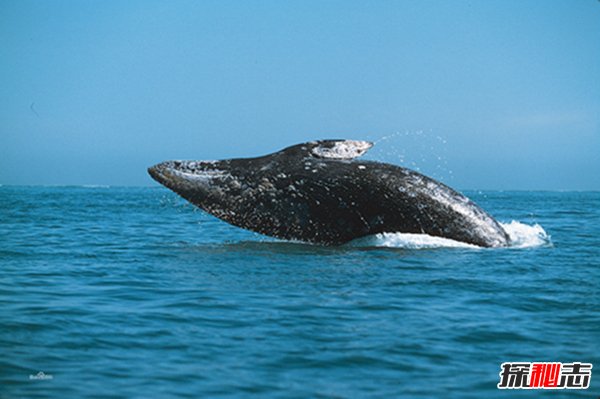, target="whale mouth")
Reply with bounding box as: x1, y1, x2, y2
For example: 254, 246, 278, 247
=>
148, 162, 182, 188
148, 161, 229, 193
148, 163, 168, 184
